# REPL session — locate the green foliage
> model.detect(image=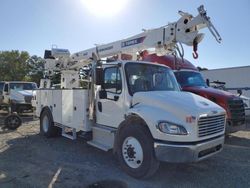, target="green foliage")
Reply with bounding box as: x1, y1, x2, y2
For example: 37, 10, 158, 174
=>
50, 72, 61, 85
79, 80, 89, 89
0, 51, 45, 85
0, 50, 30, 81
26, 55, 45, 84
